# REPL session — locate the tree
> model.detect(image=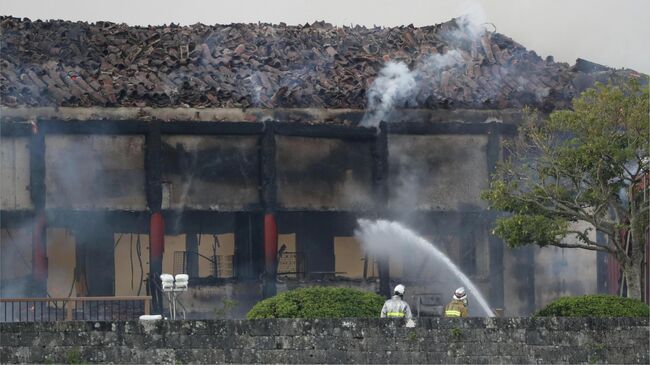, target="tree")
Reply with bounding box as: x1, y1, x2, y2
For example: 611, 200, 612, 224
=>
482, 80, 649, 300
